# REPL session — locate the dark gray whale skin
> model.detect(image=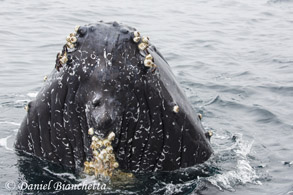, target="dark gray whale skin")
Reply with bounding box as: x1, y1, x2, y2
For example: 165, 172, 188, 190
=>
15, 21, 213, 172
